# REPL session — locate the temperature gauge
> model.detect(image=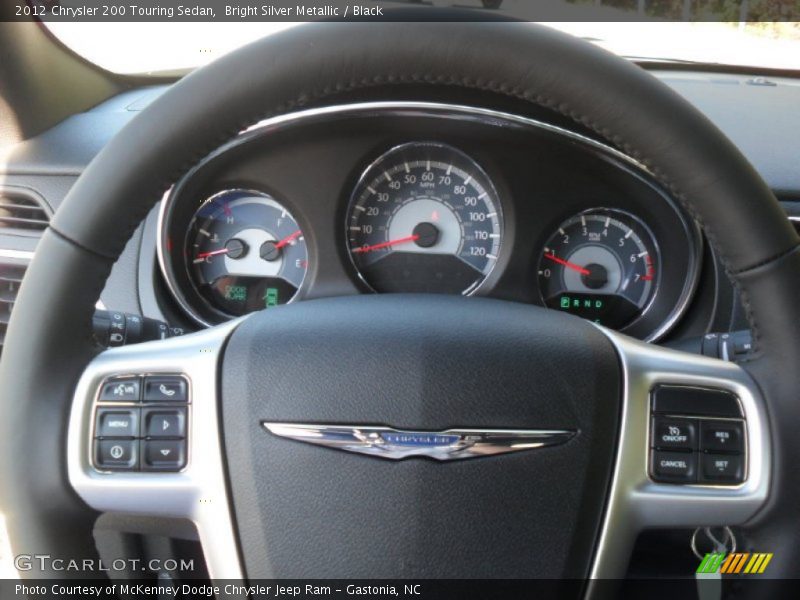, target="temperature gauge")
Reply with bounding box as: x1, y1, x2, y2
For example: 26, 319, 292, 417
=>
165, 189, 308, 324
